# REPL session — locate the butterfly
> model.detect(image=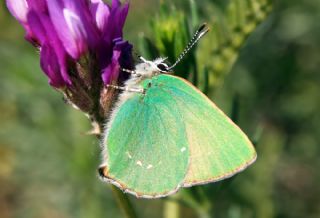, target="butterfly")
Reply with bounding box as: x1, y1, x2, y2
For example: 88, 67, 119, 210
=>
99, 24, 257, 198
